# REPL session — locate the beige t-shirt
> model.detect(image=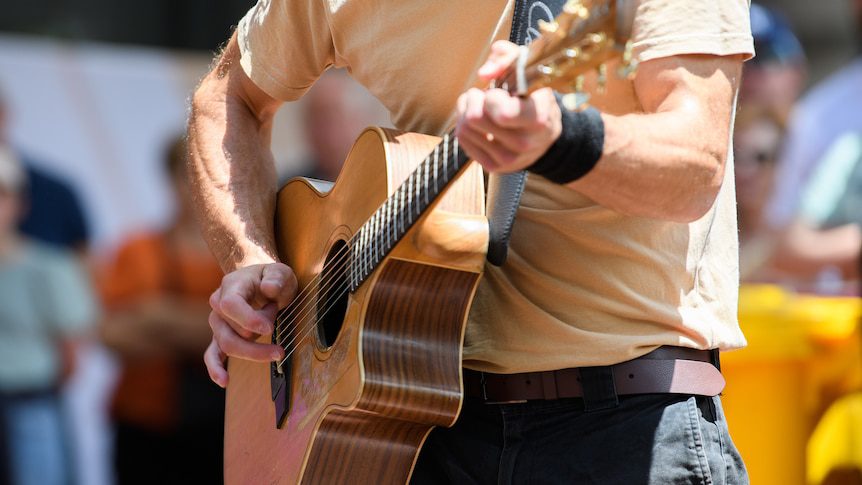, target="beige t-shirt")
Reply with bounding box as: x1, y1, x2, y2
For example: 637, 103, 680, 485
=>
238, 0, 755, 373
